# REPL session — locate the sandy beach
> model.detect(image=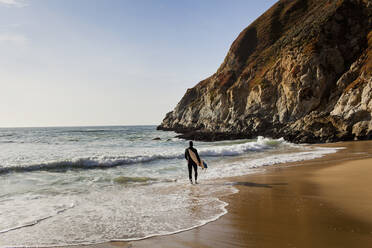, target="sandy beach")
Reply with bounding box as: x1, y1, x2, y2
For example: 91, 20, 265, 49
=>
65, 140, 372, 248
